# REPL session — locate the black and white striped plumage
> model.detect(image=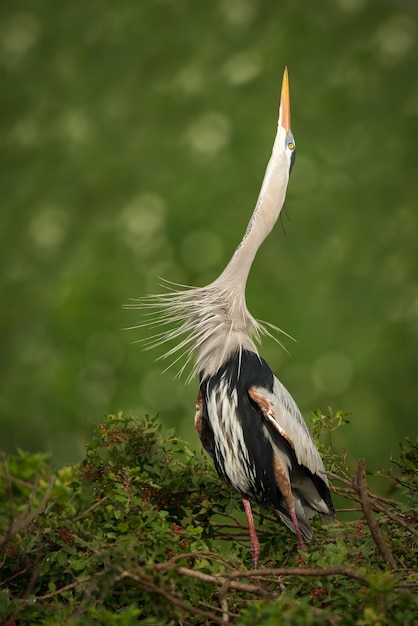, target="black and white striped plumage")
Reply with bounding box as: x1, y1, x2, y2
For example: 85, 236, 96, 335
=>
195, 350, 334, 544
